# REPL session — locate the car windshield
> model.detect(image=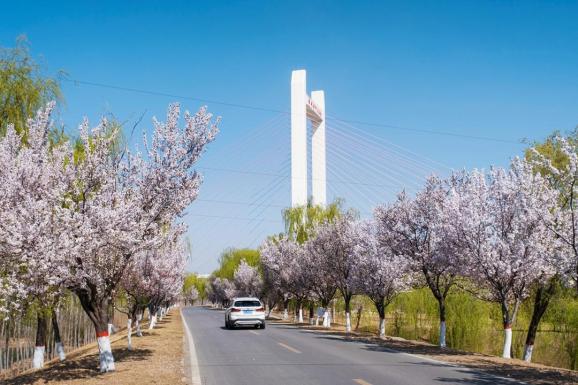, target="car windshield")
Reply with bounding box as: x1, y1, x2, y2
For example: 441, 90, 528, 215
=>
233, 300, 261, 307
